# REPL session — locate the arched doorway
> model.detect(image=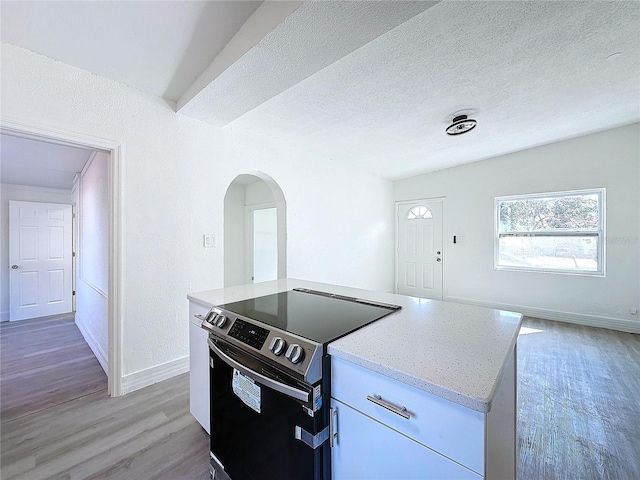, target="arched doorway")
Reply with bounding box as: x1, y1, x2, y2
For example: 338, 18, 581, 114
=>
224, 172, 286, 287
